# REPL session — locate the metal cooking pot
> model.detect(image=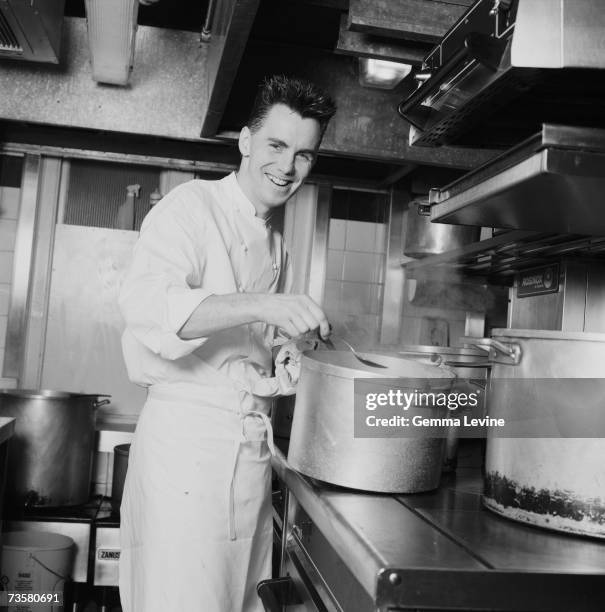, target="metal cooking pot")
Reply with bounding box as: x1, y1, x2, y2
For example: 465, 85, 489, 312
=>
404, 200, 480, 259
287, 351, 455, 493
463, 329, 605, 538
398, 345, 489, 472
0, 389, 110, 507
